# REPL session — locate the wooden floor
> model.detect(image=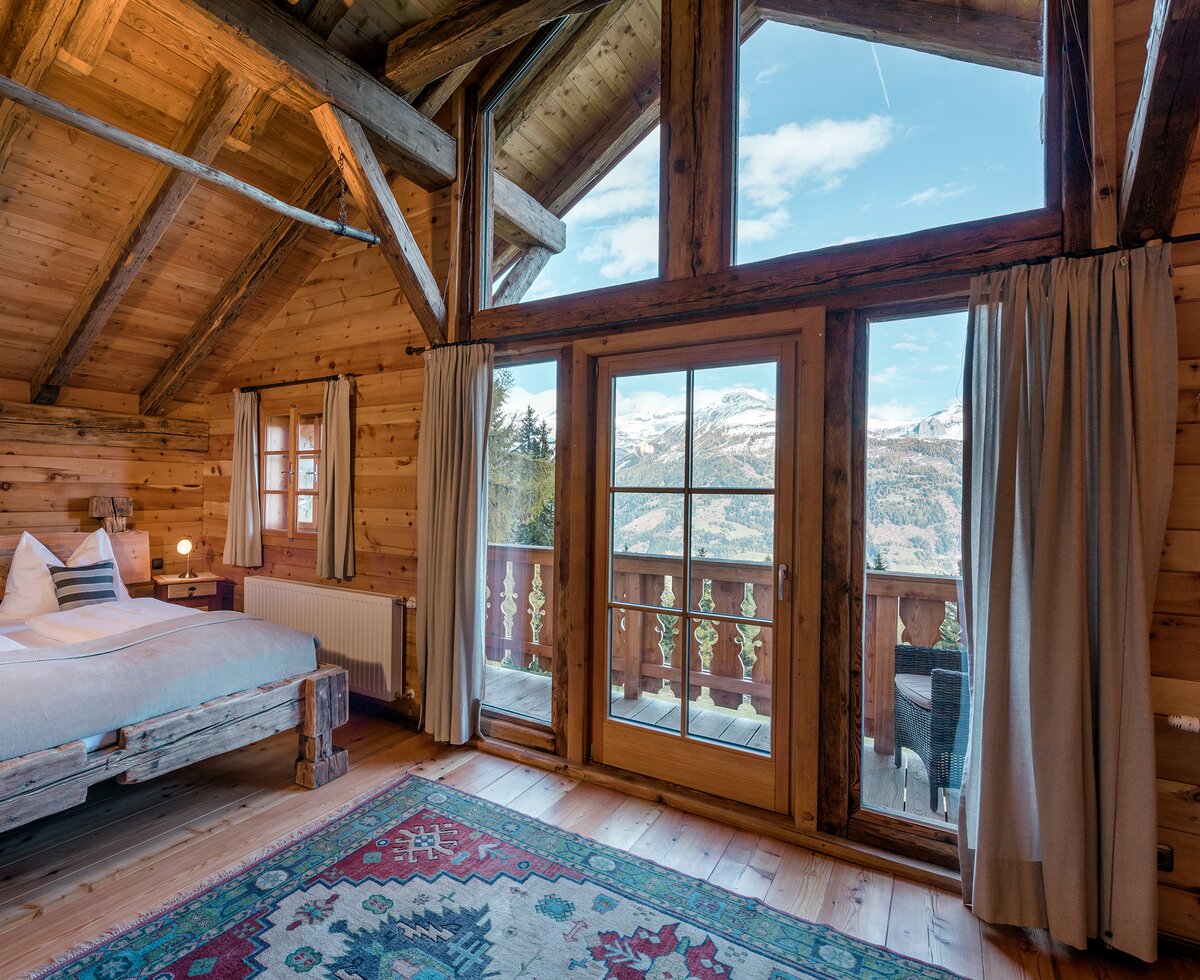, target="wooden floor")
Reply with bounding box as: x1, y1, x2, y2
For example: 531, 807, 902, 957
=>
0, 712, 1193, 979
863, 737, 962, 825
